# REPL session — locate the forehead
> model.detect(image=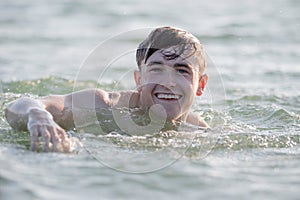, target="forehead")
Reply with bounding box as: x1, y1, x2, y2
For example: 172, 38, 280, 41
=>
145, 45, 201, 69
